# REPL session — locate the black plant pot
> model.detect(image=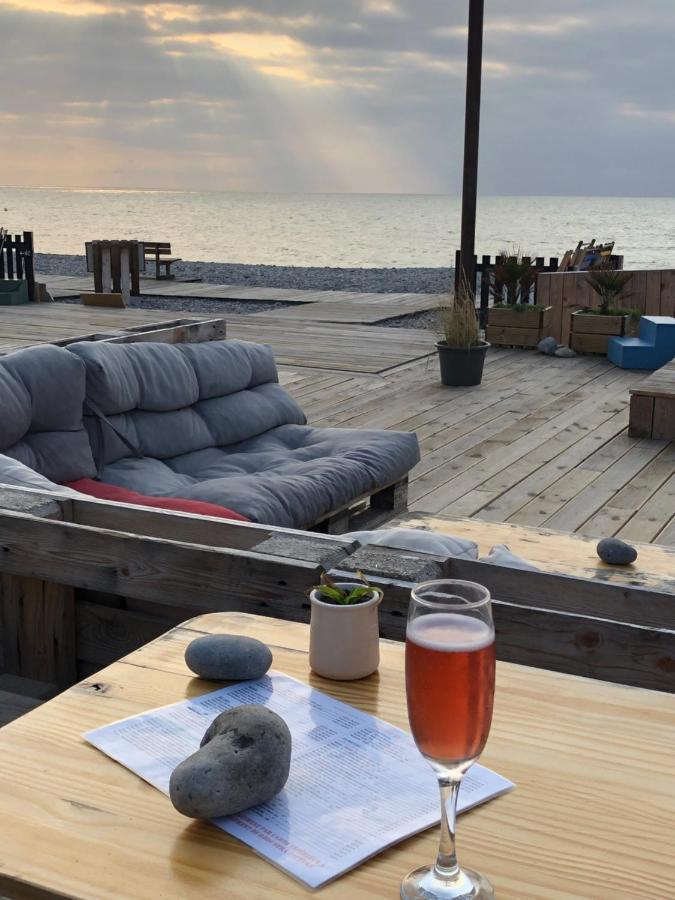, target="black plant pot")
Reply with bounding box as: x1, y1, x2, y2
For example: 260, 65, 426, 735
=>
436, 340, 490, 387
